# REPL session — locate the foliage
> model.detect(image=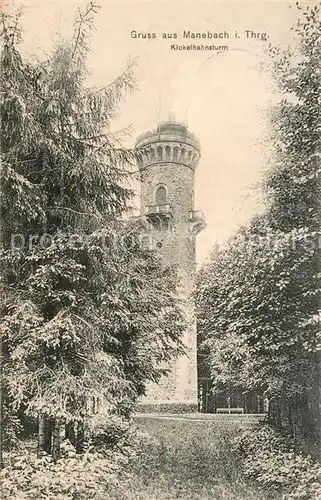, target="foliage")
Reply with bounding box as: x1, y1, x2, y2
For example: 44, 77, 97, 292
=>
197, 220, 320, 398
197, 2, 321, 447
2, 406, 23, 451
0, 411, 149, 499
88, 412, 142, 455
0, 2, 185, 460
234, 424, 321, 500
0, 446, 133, 499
